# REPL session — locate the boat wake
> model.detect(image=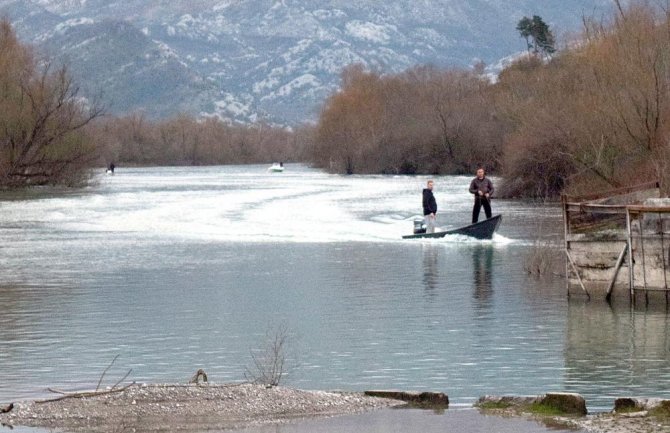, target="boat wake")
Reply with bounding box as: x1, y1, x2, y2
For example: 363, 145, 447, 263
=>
0, 166, 521, 245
